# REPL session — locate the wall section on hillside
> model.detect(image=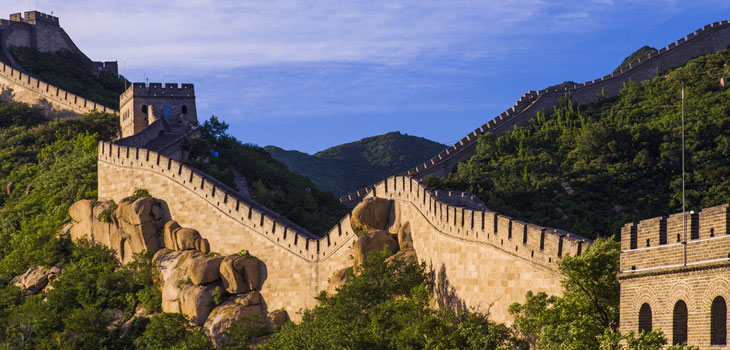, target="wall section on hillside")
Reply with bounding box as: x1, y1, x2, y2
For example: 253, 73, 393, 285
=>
98, 140, 590, 324
342, 20, 730, 206
0, 62, 115, 117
